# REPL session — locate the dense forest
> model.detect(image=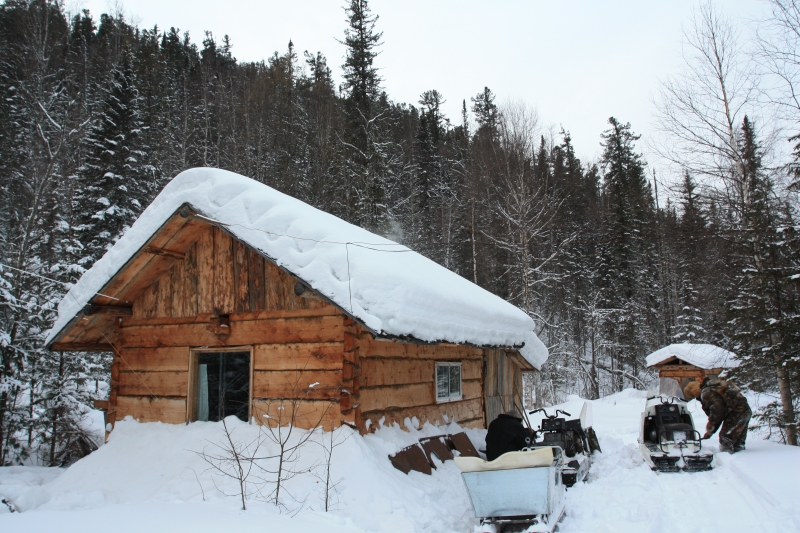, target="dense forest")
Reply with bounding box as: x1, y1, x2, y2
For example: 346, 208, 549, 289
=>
0, 0, 798, 464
